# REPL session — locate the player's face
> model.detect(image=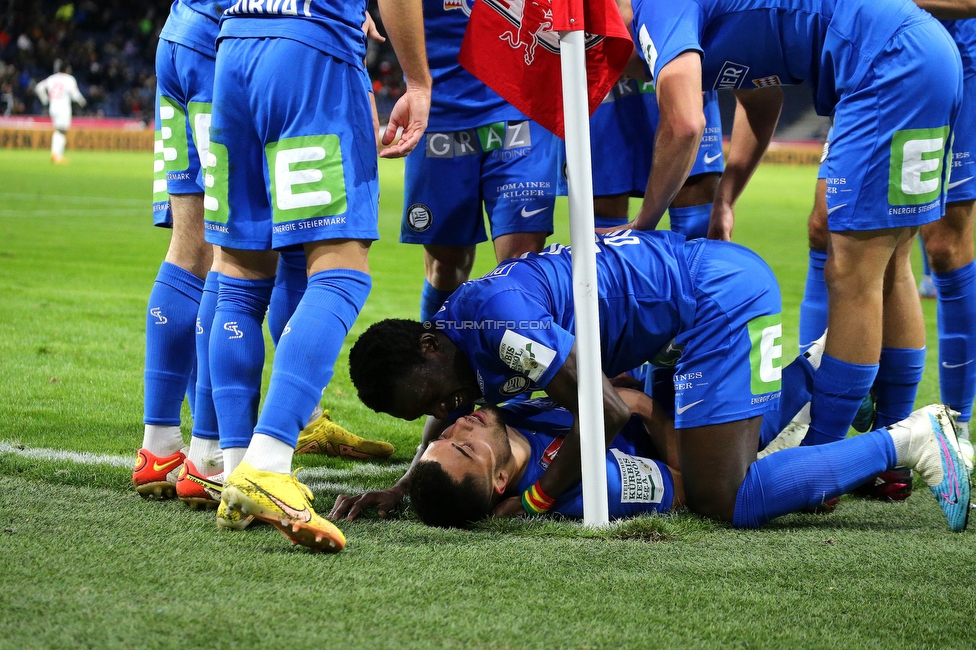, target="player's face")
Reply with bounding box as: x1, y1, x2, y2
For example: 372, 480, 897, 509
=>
421, 407, 513, 495
388, 360, 481, 421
